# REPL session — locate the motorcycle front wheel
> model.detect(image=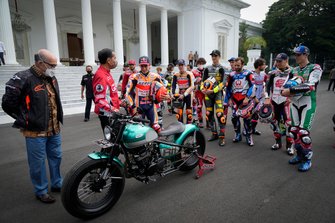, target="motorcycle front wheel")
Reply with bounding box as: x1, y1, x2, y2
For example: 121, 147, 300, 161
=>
61, 157, 125, 219
178, 131, 206, 171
